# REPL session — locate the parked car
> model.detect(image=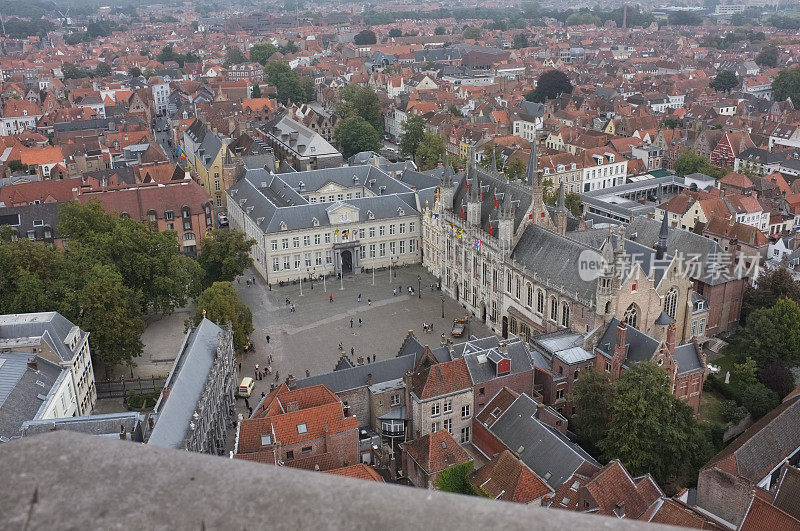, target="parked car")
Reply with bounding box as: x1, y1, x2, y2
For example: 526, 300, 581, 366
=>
218, 213, 229, 227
